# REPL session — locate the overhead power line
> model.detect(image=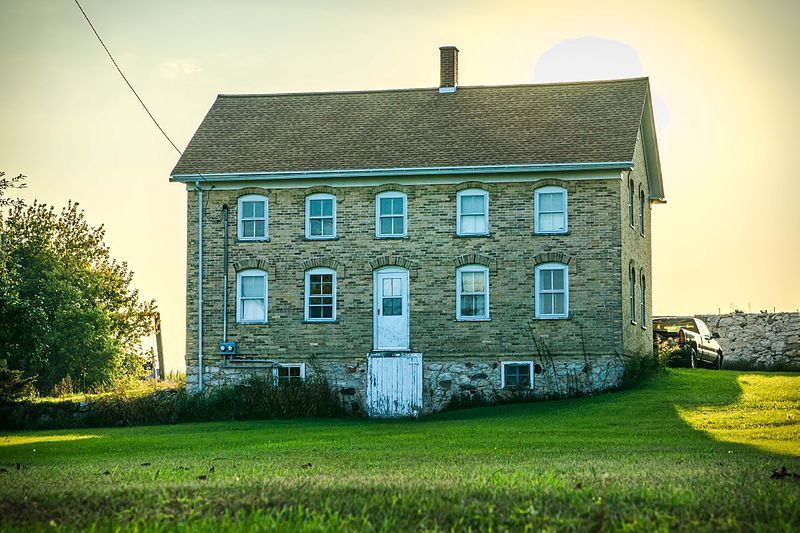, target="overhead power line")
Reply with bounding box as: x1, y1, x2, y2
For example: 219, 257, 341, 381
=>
73, 0, 183, 155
